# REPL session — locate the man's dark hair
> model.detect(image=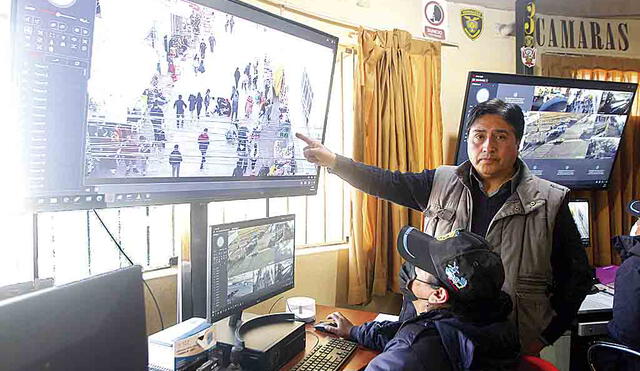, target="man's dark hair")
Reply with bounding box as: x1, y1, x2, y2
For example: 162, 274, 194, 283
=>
466, 98, 525, 142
